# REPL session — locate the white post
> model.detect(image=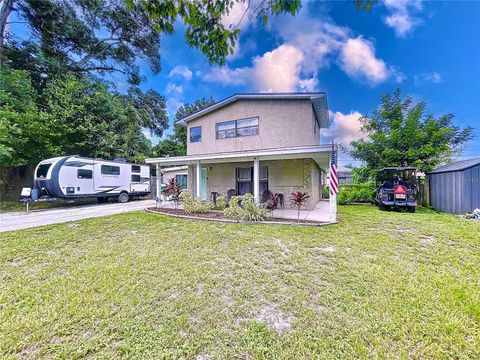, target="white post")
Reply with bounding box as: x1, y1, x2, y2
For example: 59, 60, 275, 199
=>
253, 157, 260, 203
329, 151, 337, 222
196, 160, 201, 200
156, 163, 161, 208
